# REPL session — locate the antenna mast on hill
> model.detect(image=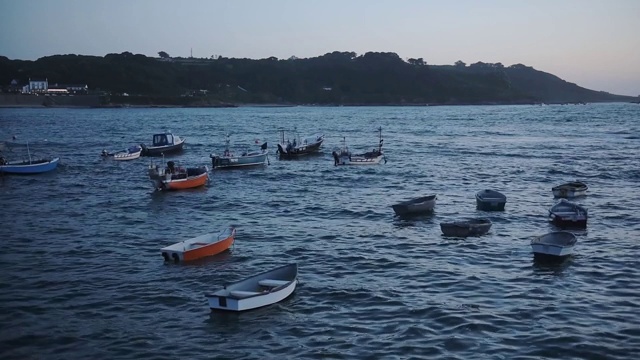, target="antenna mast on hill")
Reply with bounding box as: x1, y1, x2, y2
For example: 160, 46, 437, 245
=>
190, 48, 193, 58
